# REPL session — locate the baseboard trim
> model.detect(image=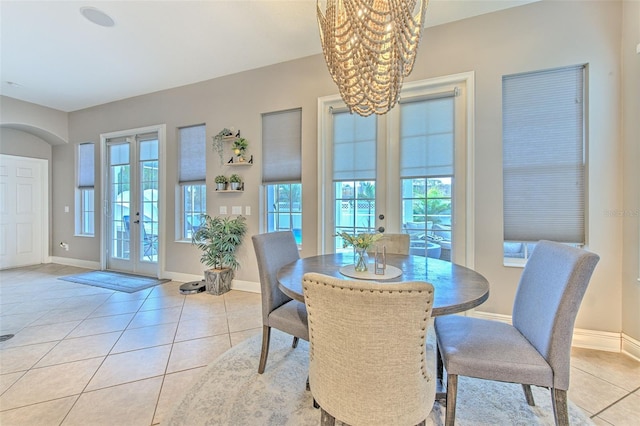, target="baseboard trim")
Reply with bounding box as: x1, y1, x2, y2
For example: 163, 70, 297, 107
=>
231, 279, 260, 294
470, 310, 623, 353
622, 333, 640, 361
49, 256, 100, 270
